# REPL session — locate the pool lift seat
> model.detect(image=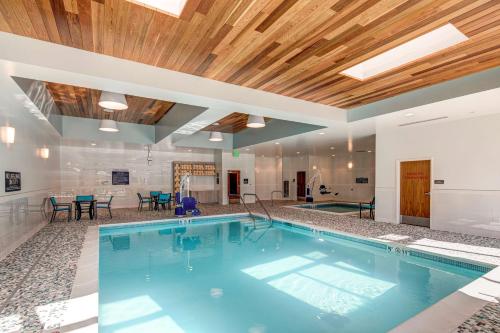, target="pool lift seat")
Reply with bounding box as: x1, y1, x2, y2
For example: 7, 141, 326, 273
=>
306, 170, 331, 202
